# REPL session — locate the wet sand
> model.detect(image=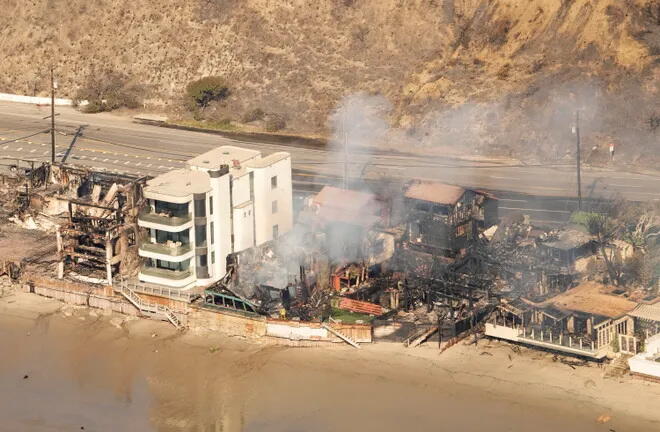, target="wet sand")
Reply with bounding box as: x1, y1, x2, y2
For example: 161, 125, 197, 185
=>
2, 291, 660, 432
